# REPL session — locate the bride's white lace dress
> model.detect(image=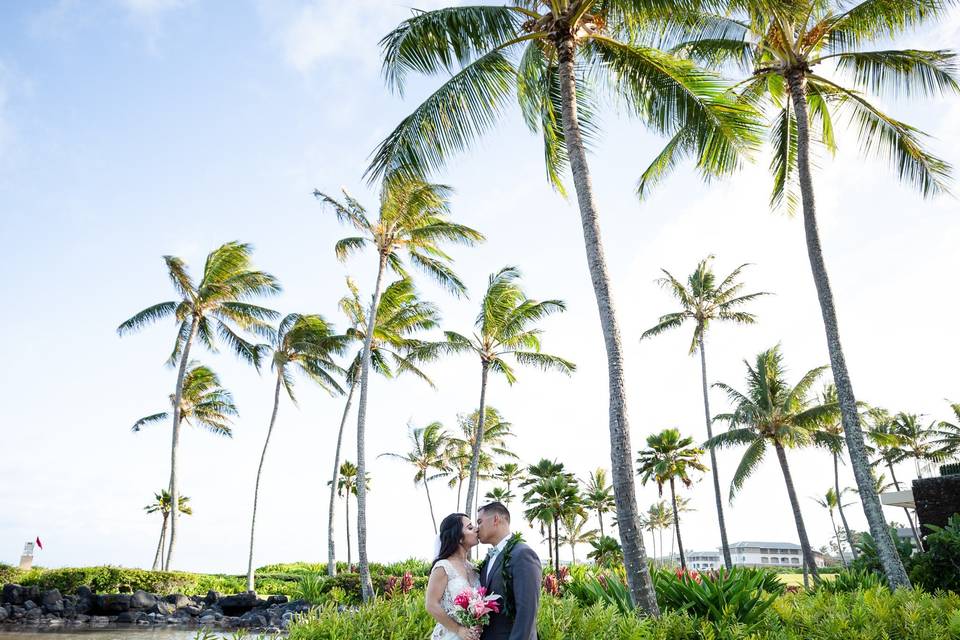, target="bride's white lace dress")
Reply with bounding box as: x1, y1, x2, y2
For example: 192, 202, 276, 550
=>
431, 559, 481, 640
